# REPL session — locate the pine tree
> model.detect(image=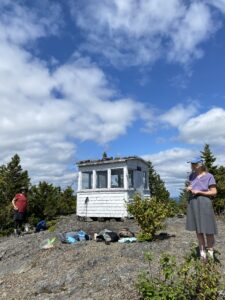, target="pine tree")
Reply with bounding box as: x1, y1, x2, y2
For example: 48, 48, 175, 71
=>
200, 144, 225, 214
0, 154, 30, 232
200, 144, 217, 174
213, 166, 225, 214
148, 161, 170, 202
102, 152, 107, 159
178, 184, 189, 214
4, 154, 30, 202
59, 186, 76, 215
